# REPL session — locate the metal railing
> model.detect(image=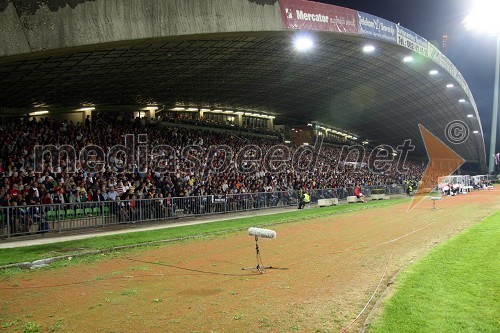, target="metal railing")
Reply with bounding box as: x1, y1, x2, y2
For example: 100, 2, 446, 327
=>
0, 185, 403, 238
